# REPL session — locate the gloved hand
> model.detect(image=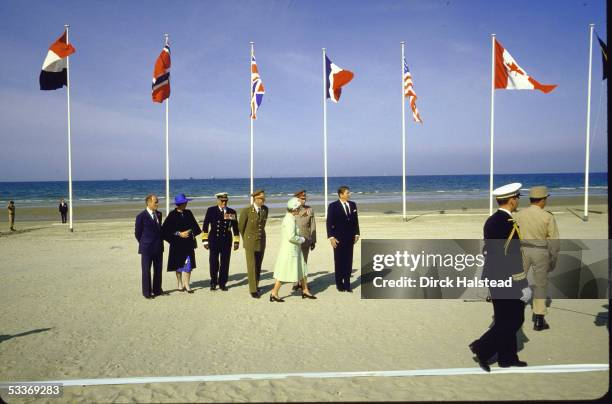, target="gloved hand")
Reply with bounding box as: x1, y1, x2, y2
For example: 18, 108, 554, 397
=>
297, 236, 306, 244
520, 287, 532, 303
203, 241, 209, 250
